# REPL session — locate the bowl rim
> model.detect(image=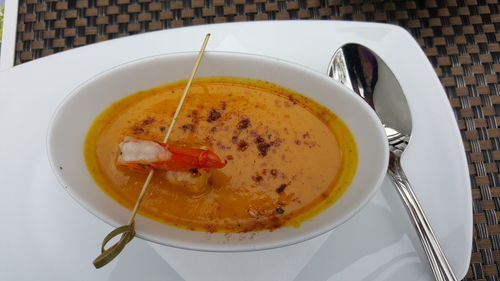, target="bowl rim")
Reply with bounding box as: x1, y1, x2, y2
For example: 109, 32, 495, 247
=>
47, 50, 389, 252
